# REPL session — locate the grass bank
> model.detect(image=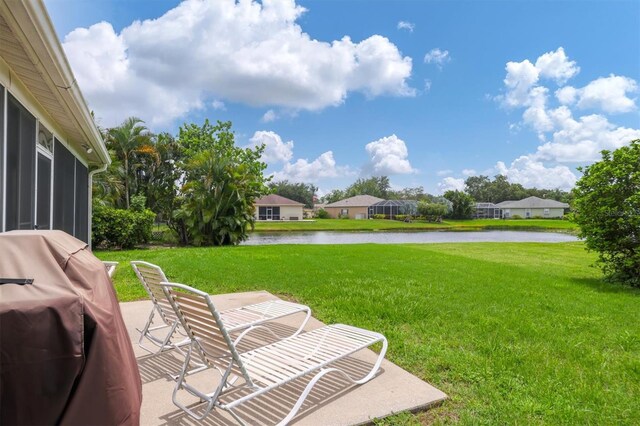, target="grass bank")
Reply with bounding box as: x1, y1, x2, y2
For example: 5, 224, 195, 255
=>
100, 242, 638, 424
253, 218, 578, 233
